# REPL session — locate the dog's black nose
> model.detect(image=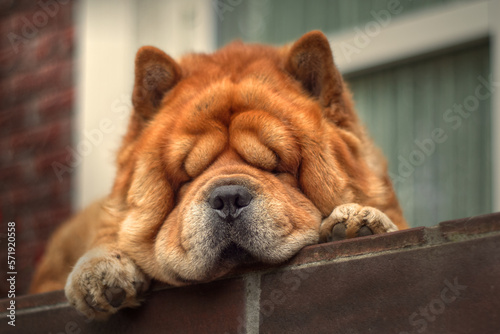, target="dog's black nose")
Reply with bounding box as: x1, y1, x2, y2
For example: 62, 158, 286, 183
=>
208, 185, 253, 219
